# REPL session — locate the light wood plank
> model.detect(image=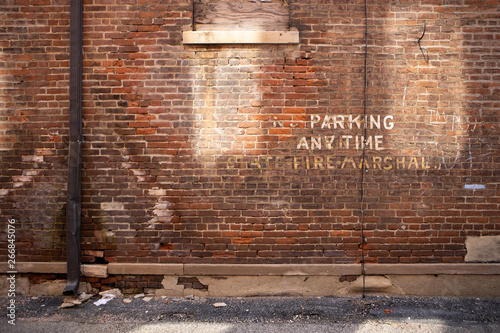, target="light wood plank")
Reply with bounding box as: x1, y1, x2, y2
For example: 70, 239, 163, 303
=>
183, 30, 299, 44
